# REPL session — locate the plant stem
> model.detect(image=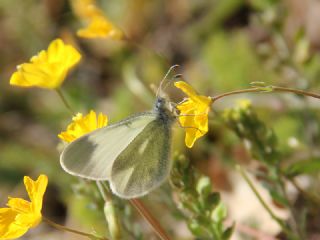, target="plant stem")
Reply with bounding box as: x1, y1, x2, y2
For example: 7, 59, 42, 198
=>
236, 165, 292, 237
277, 175, 304, 239
272, 86, 320, 99
224, 219, 278, 240
43, 216, 108, 240
211, 88, 263, 102
96, 181, 110, 201
97, 181, 122, 240
289, 178, 320, 205
211, 86, 320, 102
129, 199, 171, 240
56, 88, 75, 115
